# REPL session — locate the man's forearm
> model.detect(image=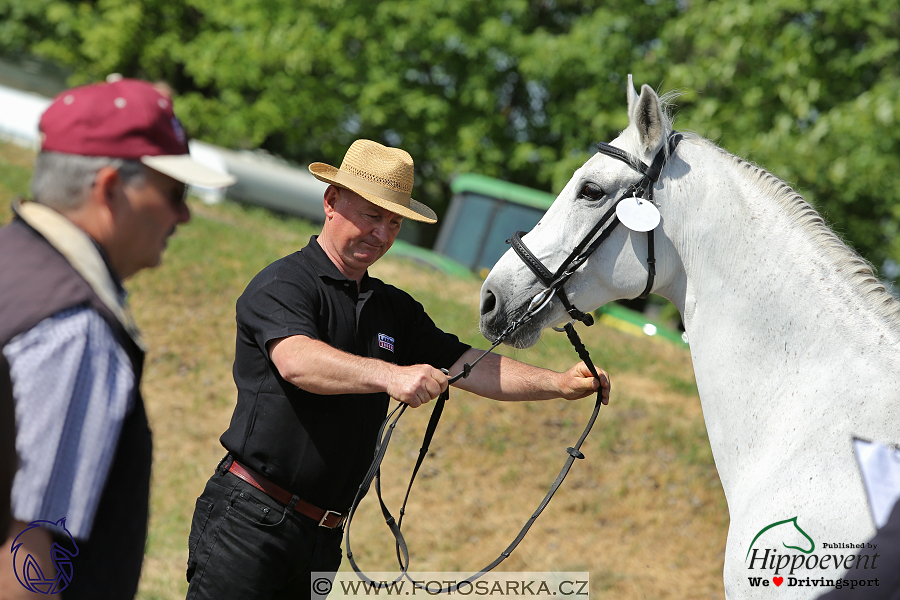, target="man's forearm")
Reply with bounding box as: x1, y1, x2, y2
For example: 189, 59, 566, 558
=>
268, 336, 607, 407
449, 350, 560, 401
269, 335, 392, 395
267, 335, 447, 407
450, 349, 607, 403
